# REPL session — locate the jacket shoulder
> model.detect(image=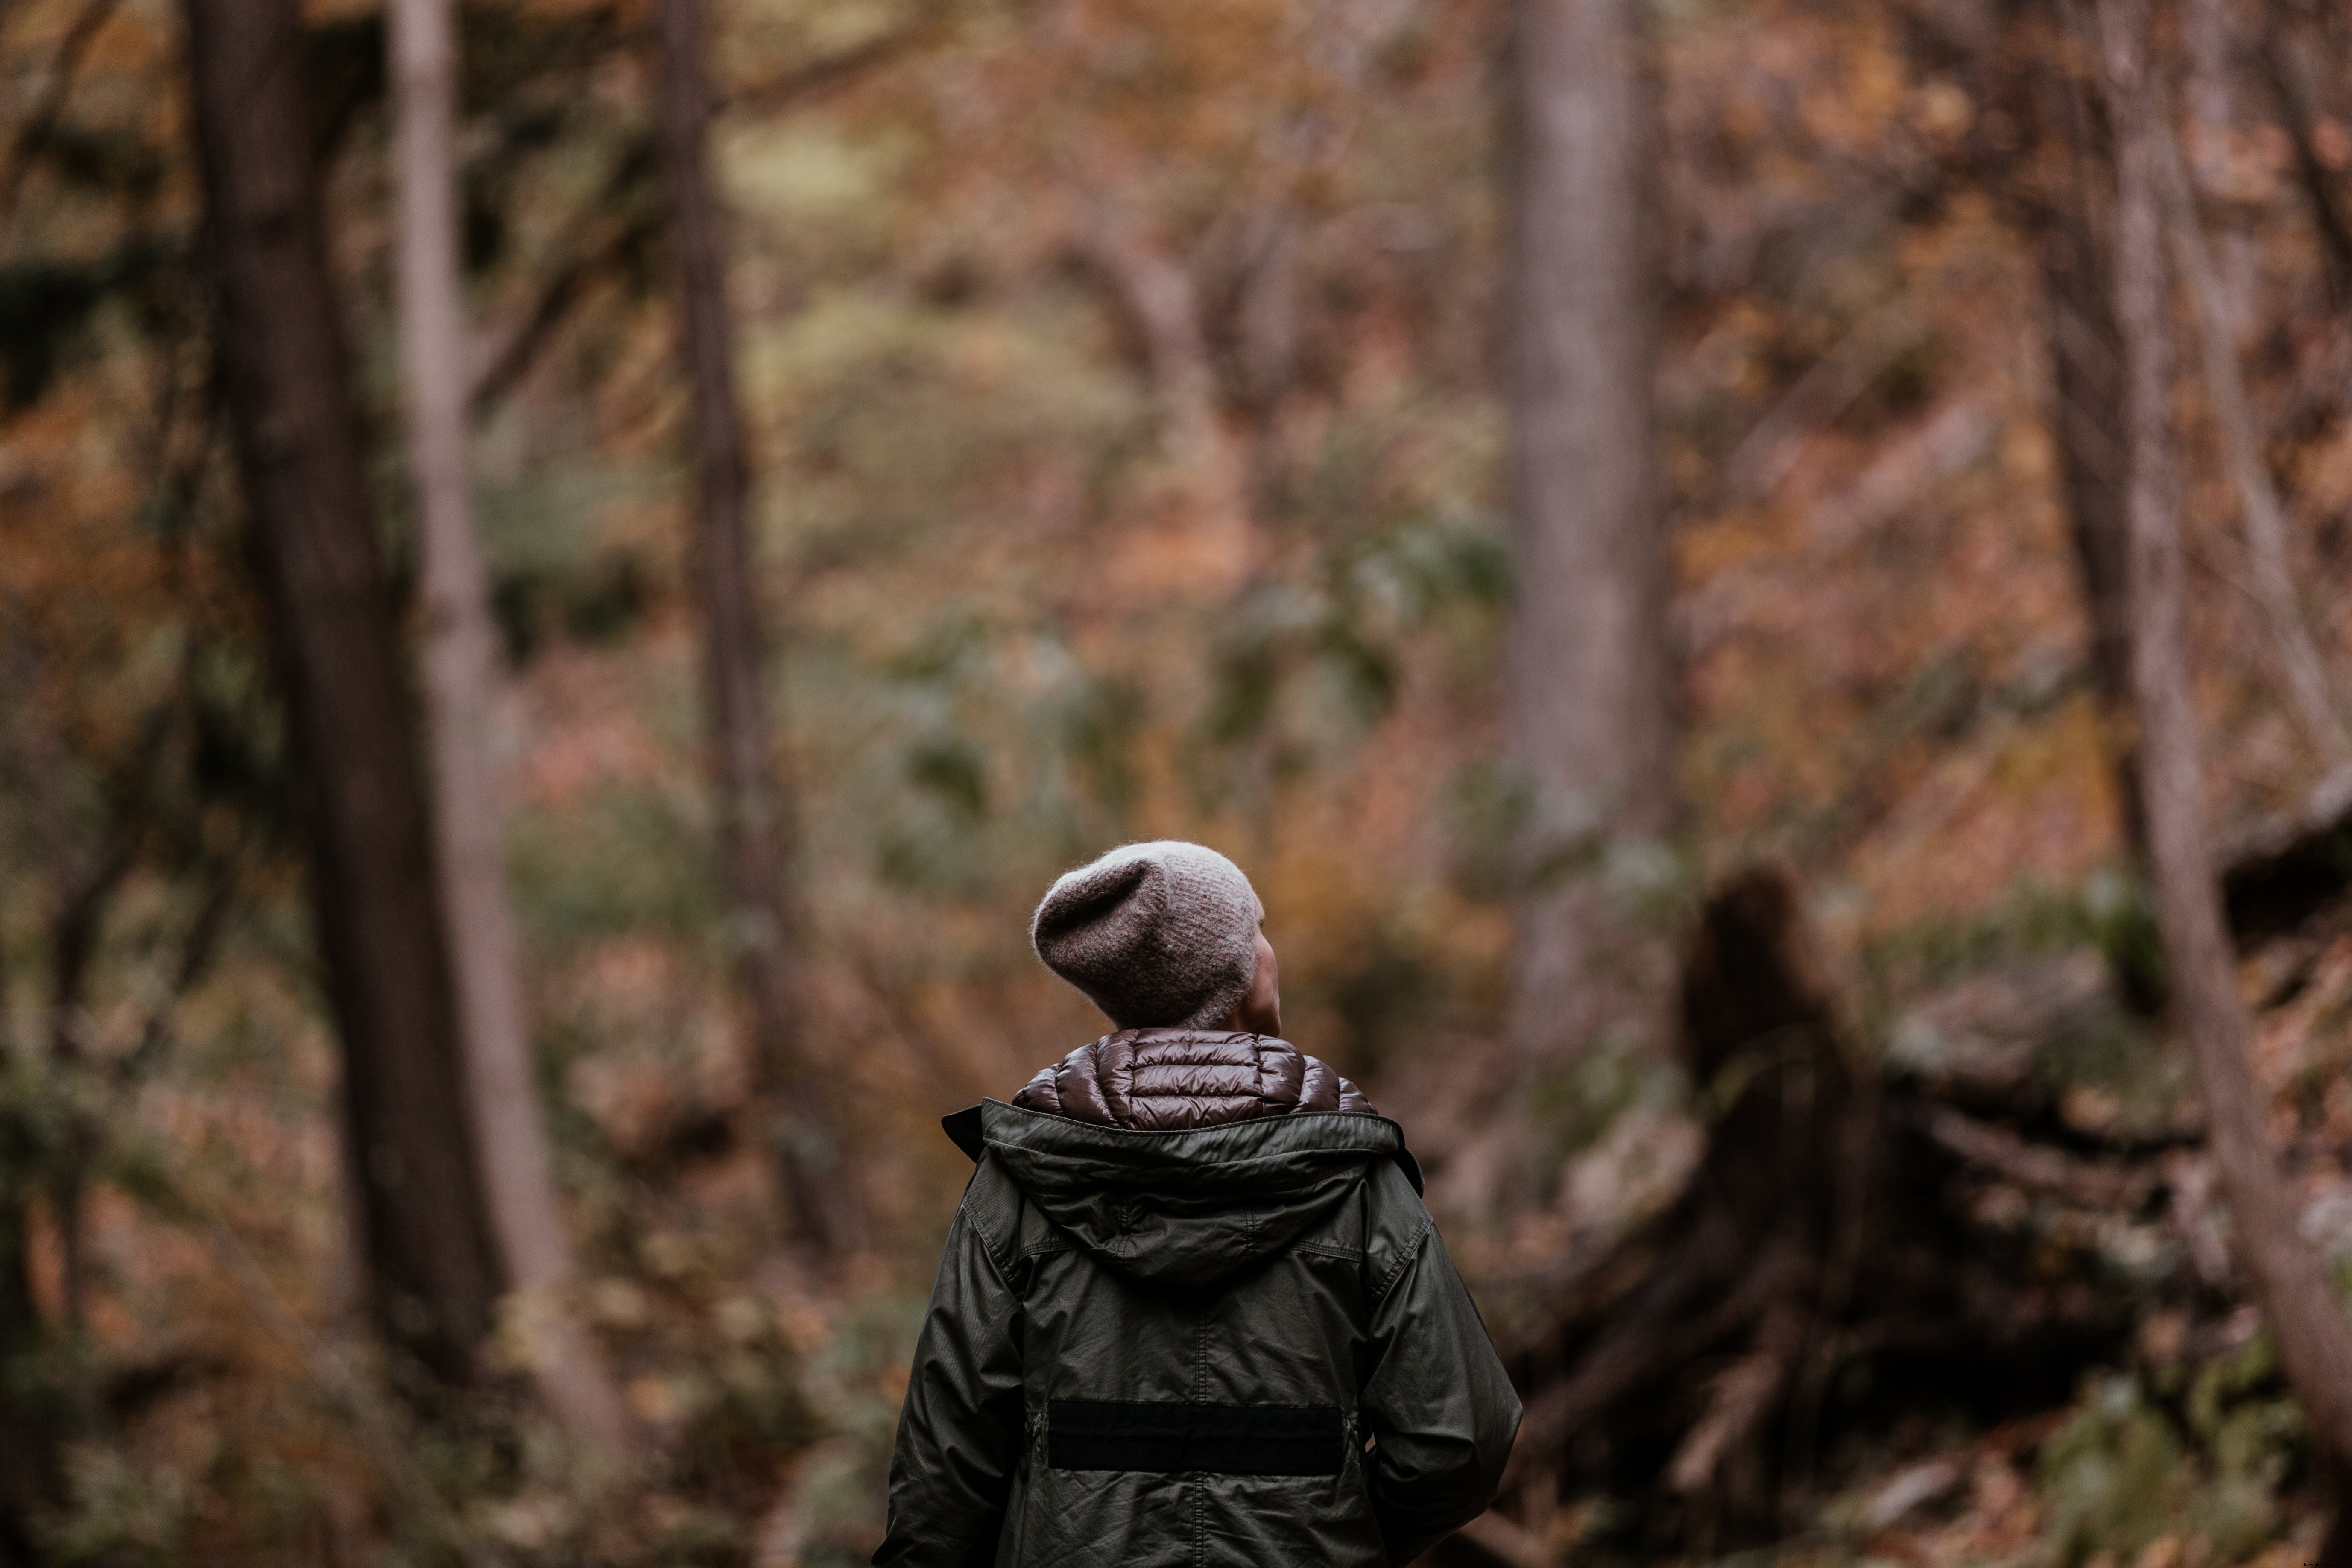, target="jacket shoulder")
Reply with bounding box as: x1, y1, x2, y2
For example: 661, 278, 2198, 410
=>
960, 1155, 1072, 1285
1360, 1156, 1437, 1301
